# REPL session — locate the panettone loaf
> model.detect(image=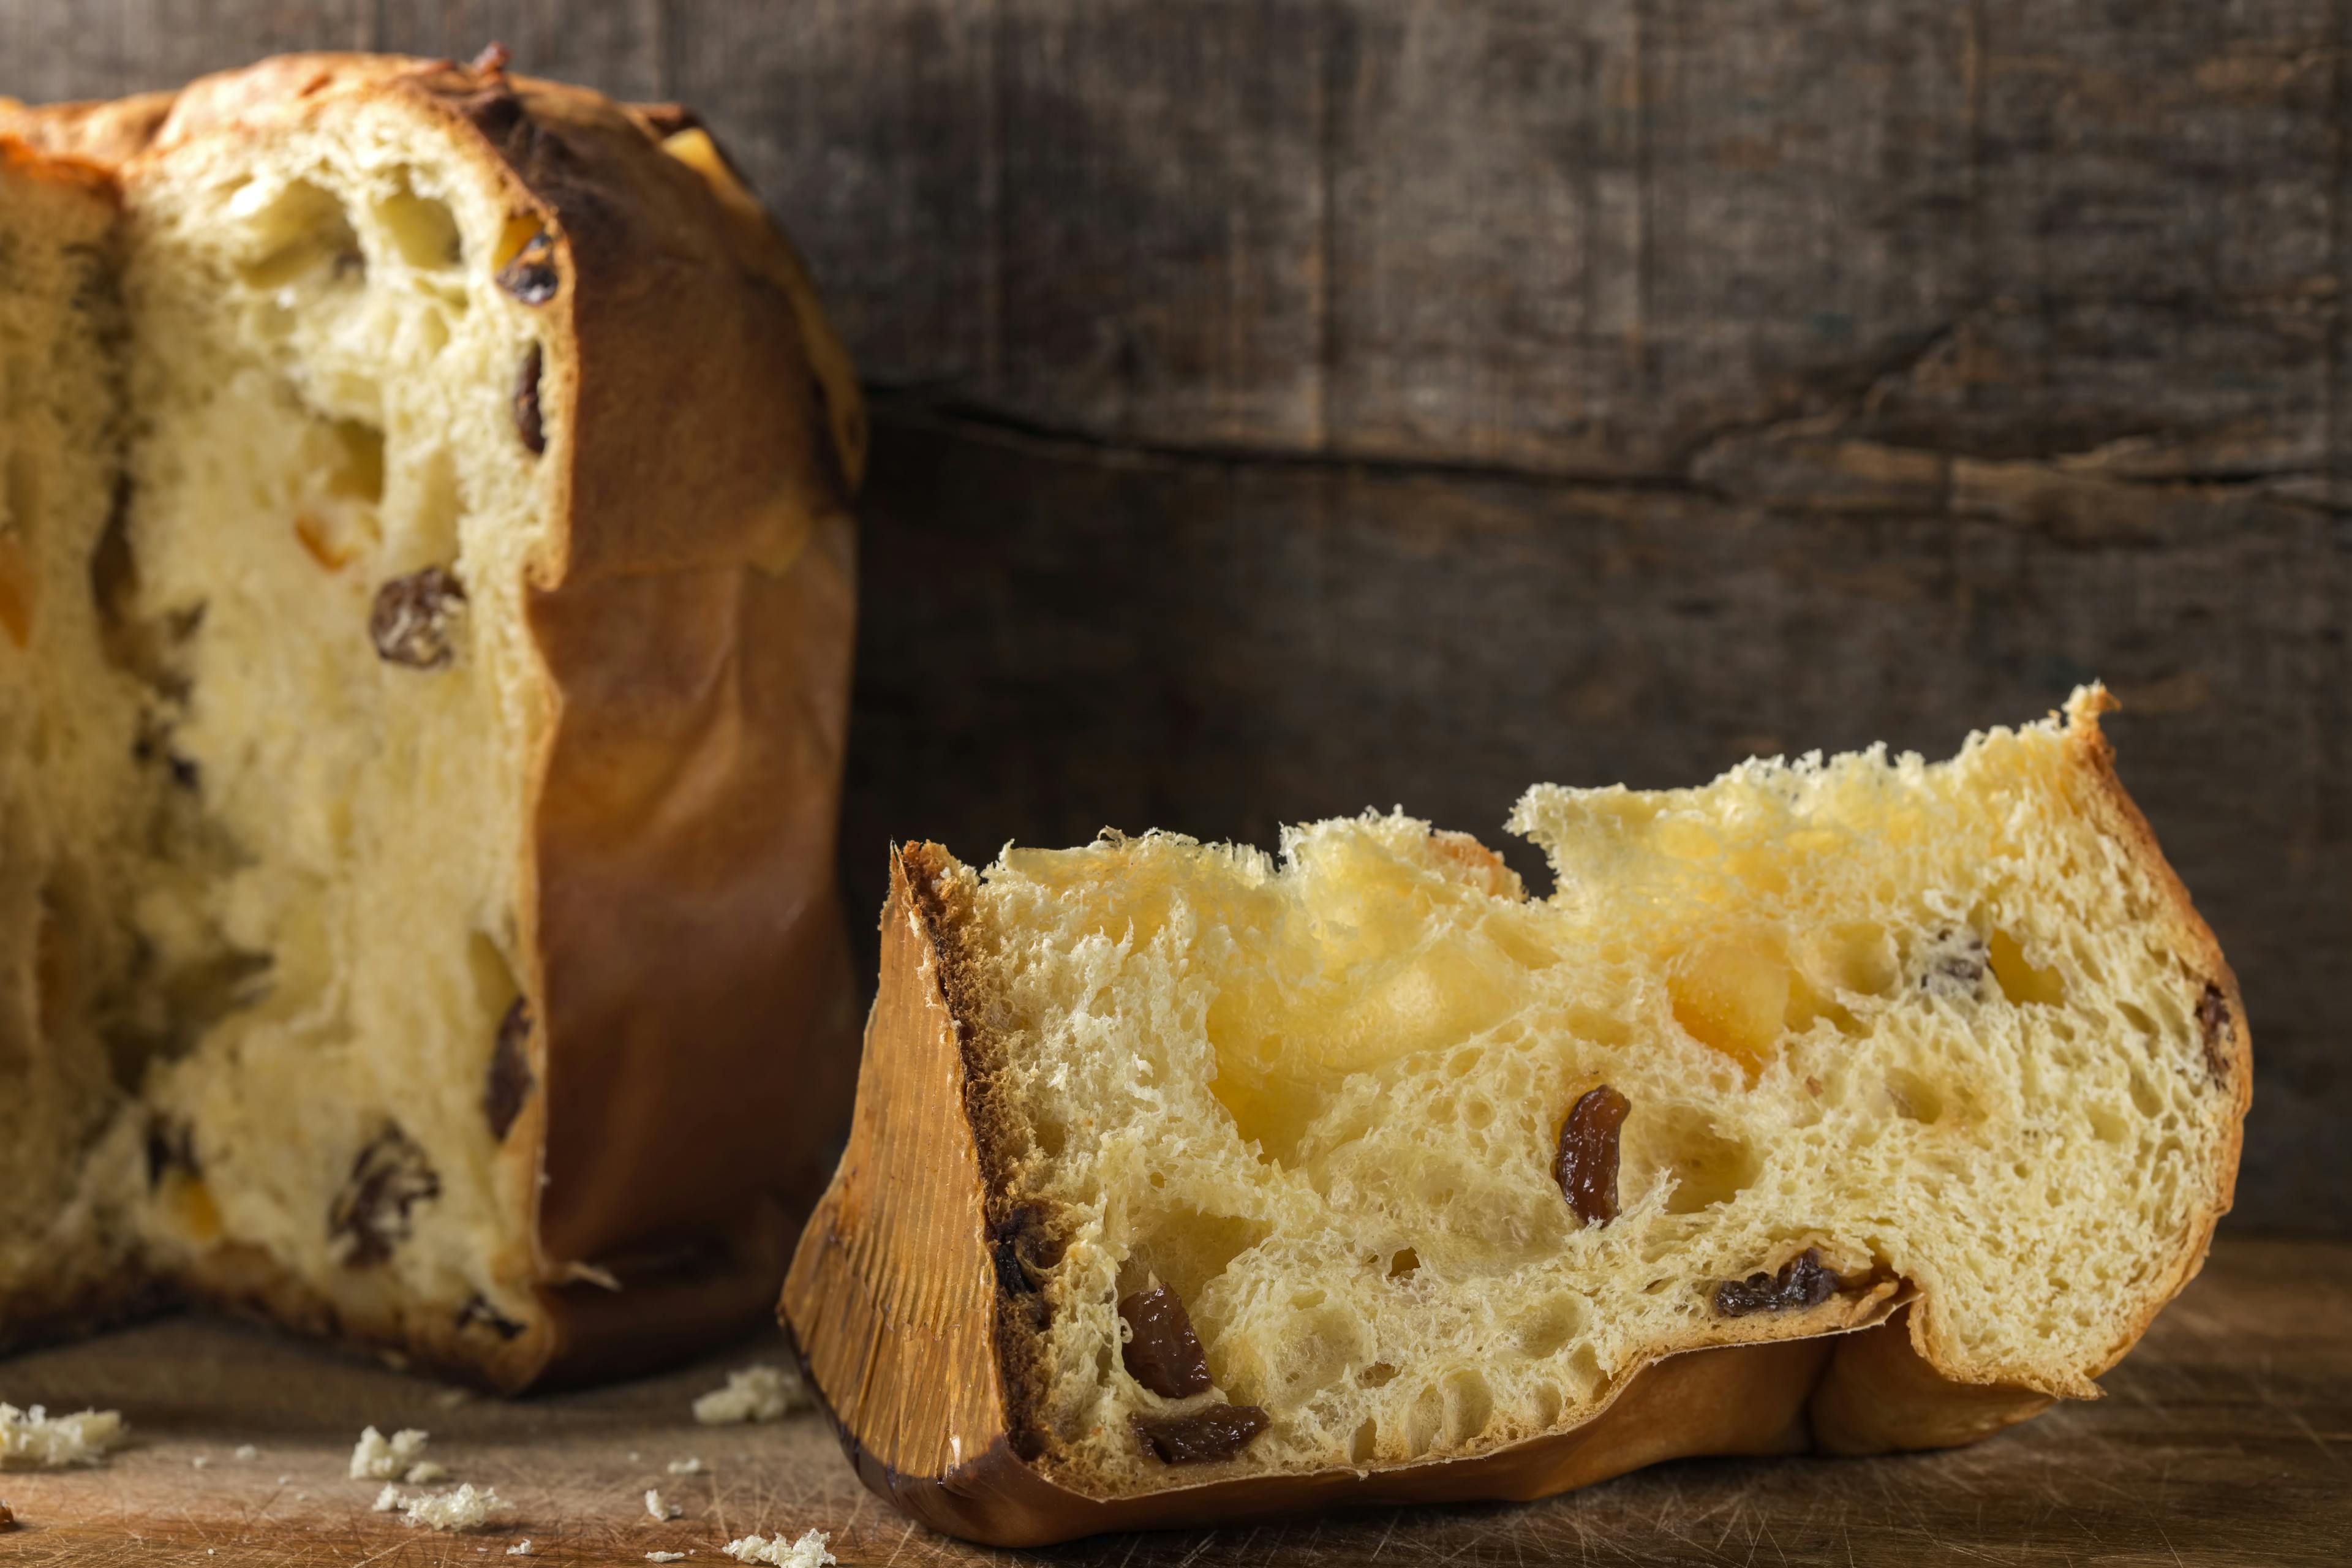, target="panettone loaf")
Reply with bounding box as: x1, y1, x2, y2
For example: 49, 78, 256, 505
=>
0, 51, 864, 1389
782, 690, 2248, 1544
